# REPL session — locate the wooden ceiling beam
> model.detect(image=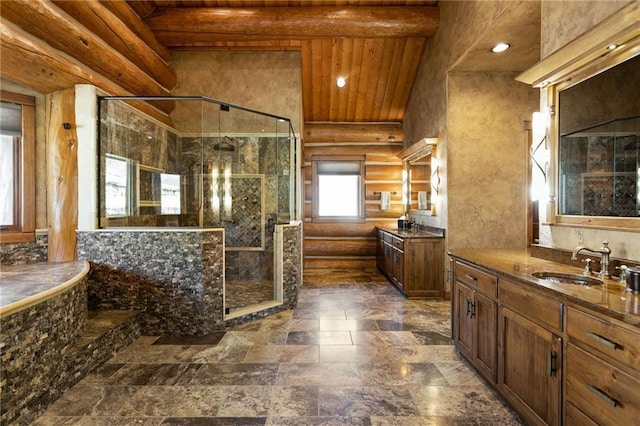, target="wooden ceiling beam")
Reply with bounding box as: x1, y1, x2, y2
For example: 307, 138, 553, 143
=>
0, 20, 174, 118
145, 6, 439, 45
52, 0, 176, 90
1, 0, 172, 98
